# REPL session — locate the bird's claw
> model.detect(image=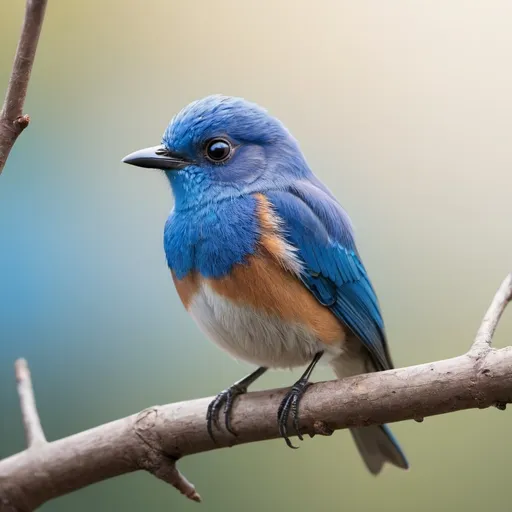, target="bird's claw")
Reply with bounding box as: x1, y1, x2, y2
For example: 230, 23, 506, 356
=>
277, 378, 311, 449
206, 383, 247, 442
